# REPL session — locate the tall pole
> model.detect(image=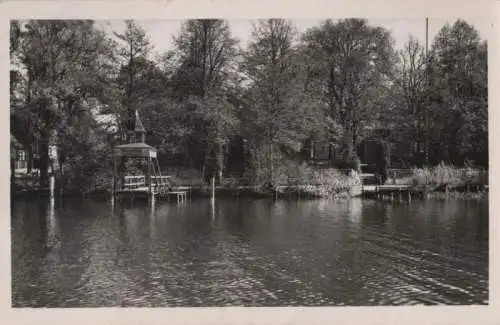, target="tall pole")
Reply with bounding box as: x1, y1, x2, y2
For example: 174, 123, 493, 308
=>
425, 17, 429, 167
